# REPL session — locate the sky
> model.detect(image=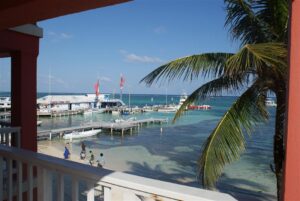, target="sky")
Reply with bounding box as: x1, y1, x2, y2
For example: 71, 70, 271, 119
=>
0, 0, 240, 95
